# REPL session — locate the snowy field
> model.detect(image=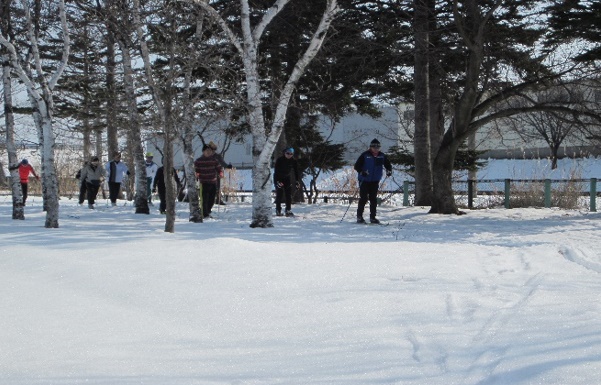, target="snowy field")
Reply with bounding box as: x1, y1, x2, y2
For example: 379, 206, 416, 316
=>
1, 197, 601, 385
